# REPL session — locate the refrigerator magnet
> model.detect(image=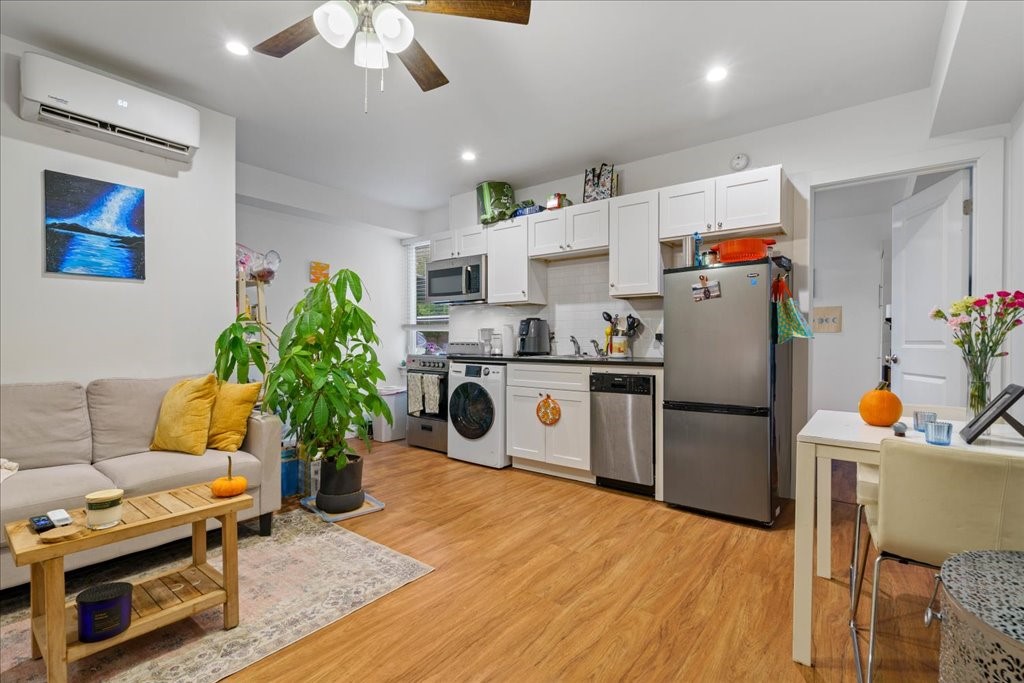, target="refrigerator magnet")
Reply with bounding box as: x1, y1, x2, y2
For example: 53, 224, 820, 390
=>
692, 275, 721, 302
